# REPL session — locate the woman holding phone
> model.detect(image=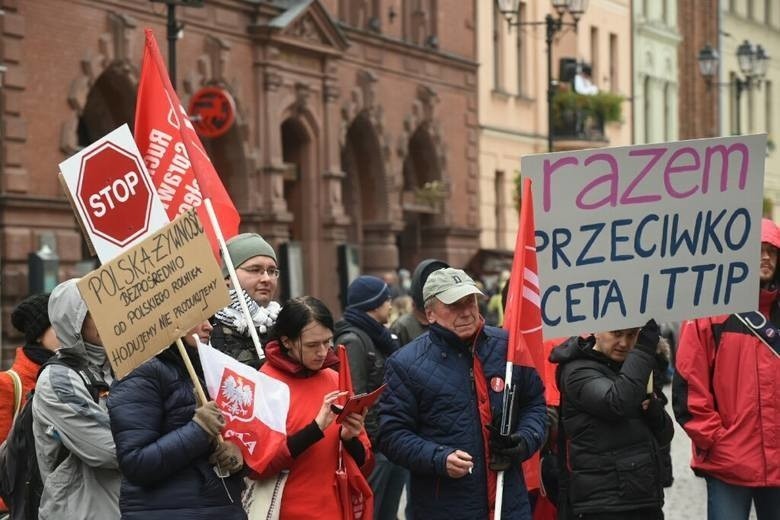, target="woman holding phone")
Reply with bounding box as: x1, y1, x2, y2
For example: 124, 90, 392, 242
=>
246, 296, 373, 519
